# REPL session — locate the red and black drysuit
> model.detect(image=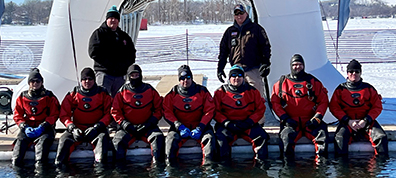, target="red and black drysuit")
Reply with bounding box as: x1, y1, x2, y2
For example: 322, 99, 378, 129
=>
55, 85, 112, 165
163, 83, 216, 162
111, 83, 165, 161
329, 79, 387, 155
214, 82, 269, 161
271, 74, 329, 157
12, 89, 60, 166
